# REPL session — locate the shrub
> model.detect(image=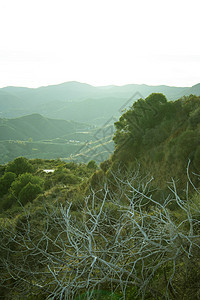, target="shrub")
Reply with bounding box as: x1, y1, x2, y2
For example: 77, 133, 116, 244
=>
176, 130, 199, 161
6, 157, 34, 175
18, 183, 43, 205
0, 194, 15, 211
194, 146, 200, 170
87, 160, 98, 169
100, 159, 112, 173
11, 173, 43, 198
0, 172, 17, 196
